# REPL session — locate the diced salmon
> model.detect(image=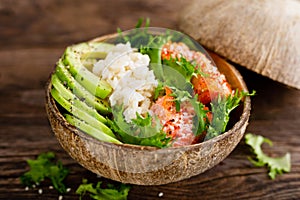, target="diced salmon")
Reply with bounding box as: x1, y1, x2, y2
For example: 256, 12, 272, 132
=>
151, 42, 233, 146
150, 87, 204, 147
161, 42, 232, 105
